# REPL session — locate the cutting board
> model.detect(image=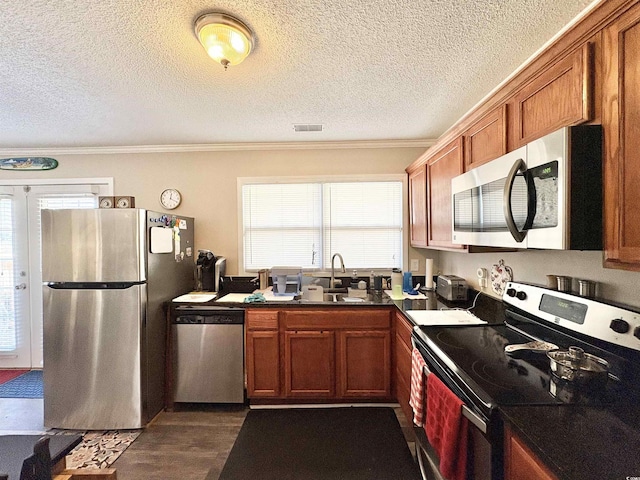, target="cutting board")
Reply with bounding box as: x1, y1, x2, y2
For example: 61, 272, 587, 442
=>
405, 309, 486, 326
